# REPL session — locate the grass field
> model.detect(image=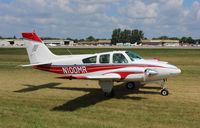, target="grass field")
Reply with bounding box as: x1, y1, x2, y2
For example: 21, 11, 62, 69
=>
0, 48, 200, 128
